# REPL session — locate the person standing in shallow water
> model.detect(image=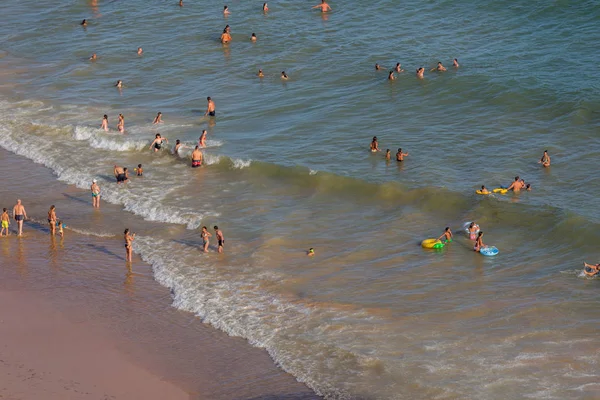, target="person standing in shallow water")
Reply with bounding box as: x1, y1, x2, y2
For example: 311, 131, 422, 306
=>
214, 226, 224, 253
48, 205, 57, 236
101, 114, 108, 131
12, 199, 27, 237
312, 0, 332, 12
201, 226, 212, 253
124, 229, 135, 262
191, 146, 203, 168
205, 97, 216, 117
